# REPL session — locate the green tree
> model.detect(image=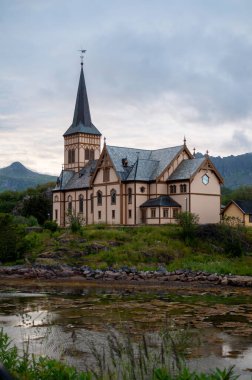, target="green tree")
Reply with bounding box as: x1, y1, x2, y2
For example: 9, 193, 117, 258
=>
21, 193, 52, 225
0, 213, 26, 262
